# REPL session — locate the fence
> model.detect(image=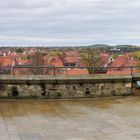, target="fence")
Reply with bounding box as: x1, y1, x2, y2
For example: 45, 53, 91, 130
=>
0, 66, 138, 76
